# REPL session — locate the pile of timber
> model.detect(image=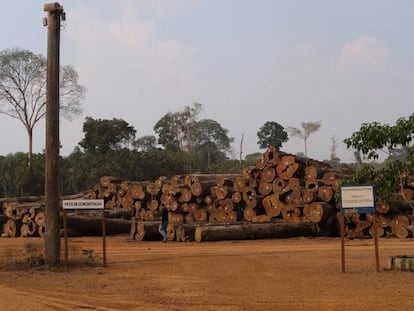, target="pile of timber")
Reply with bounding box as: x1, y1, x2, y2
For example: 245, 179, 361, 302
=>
0, 192, 93, 238
0, 198, 46, 238
128, 147, 356, 241
1, 147, 413, 241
